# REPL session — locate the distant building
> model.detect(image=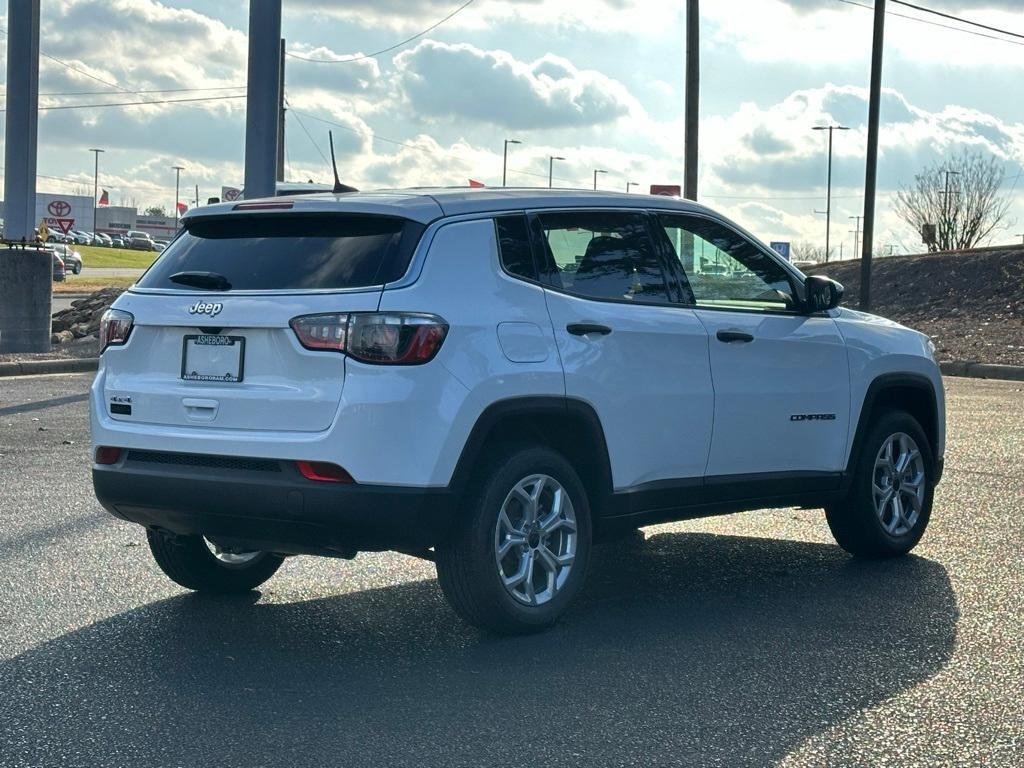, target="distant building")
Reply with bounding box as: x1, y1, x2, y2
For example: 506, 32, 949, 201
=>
134, 215, 178, 240
95, 206, 137, 236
